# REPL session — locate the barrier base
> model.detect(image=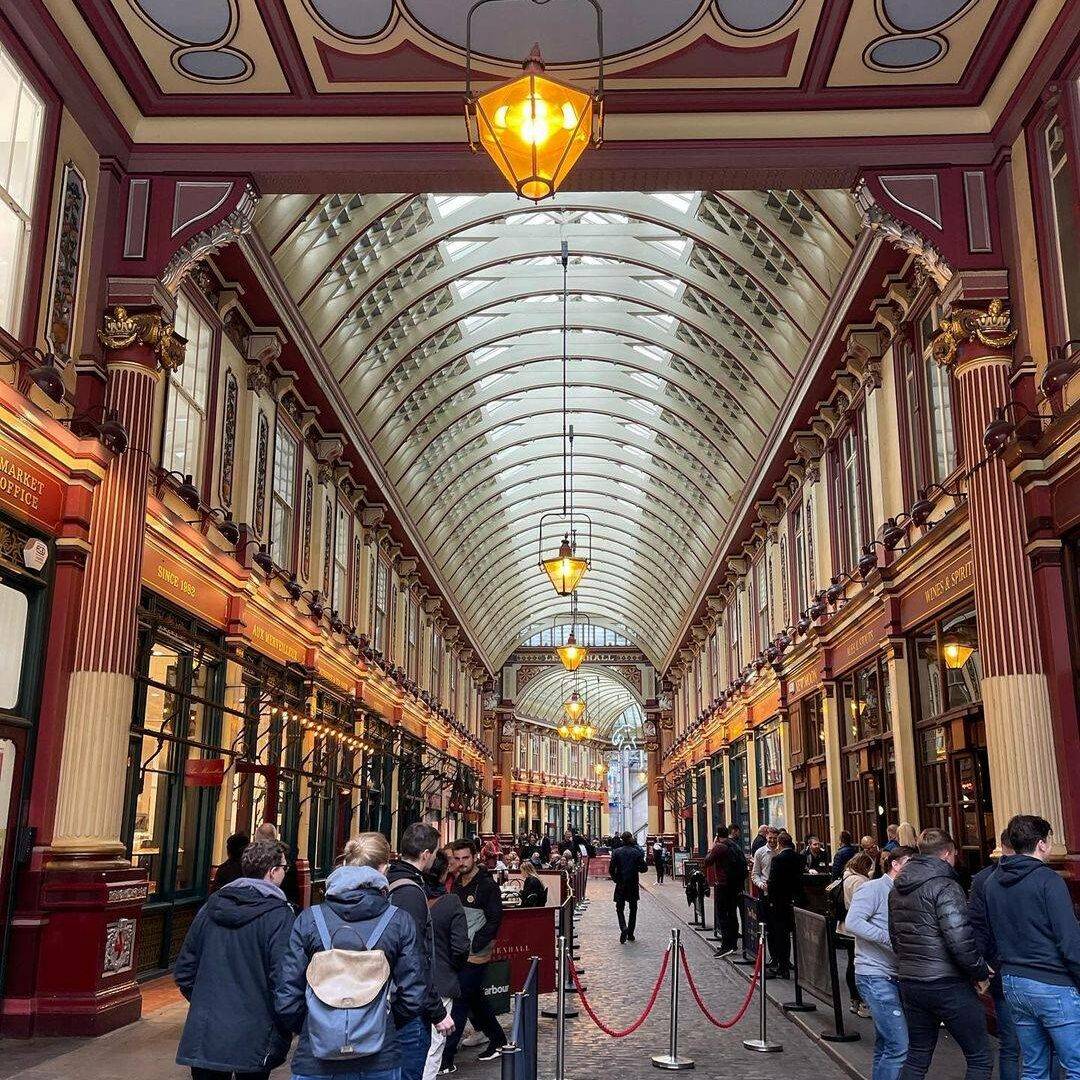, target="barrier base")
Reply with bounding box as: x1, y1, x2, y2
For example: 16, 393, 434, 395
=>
782, 1000, 818, 1013
651, 1054, 695, 1070
821, 1032, 861, 1043
743, 1038, 783, 1053
541, 1003, 579, 1019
